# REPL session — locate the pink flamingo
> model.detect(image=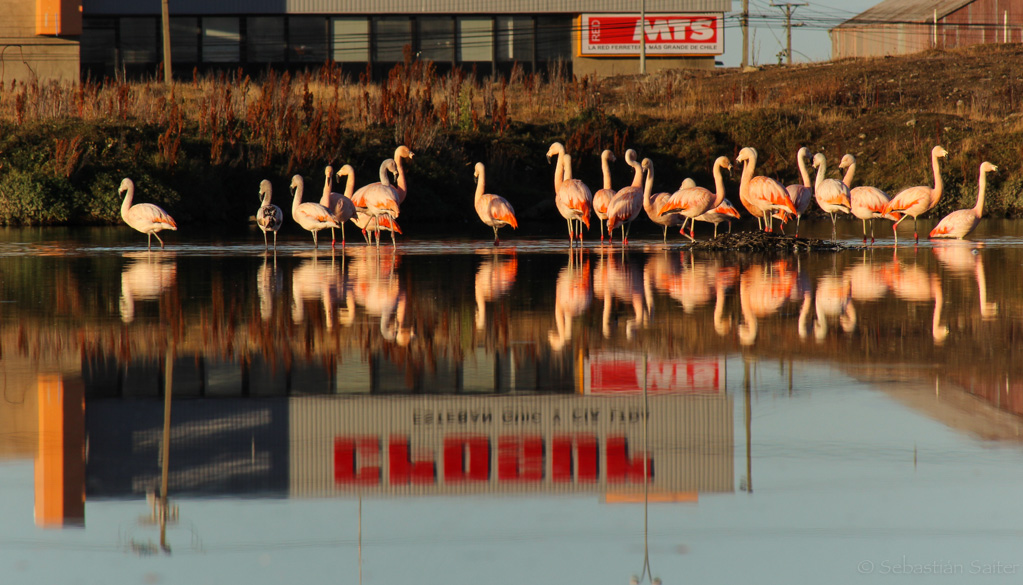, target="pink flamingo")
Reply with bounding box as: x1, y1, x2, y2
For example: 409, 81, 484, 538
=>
256, 179, 283, 251
354, 159, 401, 246
320, 165, 357, 247
290, 174, 339, 249
839, 154, 897, 243
391, 145, 414, 204
658, 156, 732, 240
119, 178, 177, 250
812, 153, 852, 240
883, 145, 948, 243
786, 147, 814, 236
592, 149, 617, 241
930, 161, 996, 240
473, 162, 519, 245
642, 175, 687, 244
604, 156, 647, 245
546, 142, 592, 244
695, 199, 742, 237
353, 212, 402, 244
736, 147, 796, 232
